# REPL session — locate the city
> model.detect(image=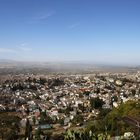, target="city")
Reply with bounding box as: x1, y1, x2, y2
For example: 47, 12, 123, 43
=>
0, 65, 140, 139
0, 0, 140, 139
